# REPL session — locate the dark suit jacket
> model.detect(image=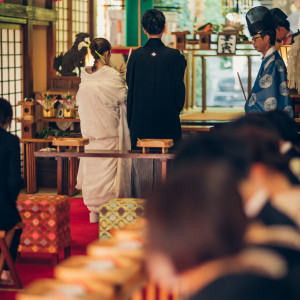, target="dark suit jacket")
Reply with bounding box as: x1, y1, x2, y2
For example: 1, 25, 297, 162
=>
0, 128, 22, 230
126, 38, 187, 149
